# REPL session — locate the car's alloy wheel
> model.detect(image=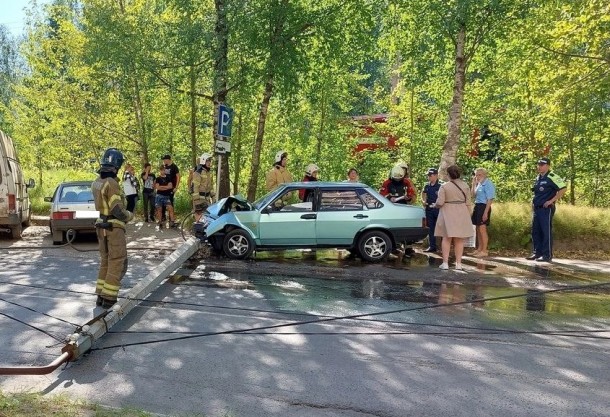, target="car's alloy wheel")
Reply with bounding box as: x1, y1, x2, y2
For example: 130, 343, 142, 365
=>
358, 230, 391, 262
223, 229, 254, 259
